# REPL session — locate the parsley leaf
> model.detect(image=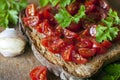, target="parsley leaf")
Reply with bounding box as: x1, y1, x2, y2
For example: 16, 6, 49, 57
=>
102, 64, 120, 80
96, 9, 120, 42
104, 64, 120, 75
8, 10, 18, 25
55, 8, 72, 28
73, 5, 86, 23
55, 5, 86, 28
39, 0, 49, 7
0, 0, 27, 28
49, 0, 59, 7
39, 0, 72, 7
60, 0, 71, 7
